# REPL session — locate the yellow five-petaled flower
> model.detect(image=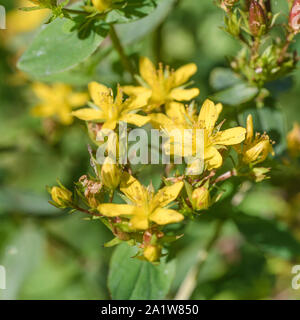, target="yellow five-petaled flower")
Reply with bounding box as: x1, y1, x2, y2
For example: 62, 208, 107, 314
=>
31, 83, 88, 125
122, 57, 200, 112
98, 172, 184, 230
151, 99, 246, 171
72, 82, 150, 130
